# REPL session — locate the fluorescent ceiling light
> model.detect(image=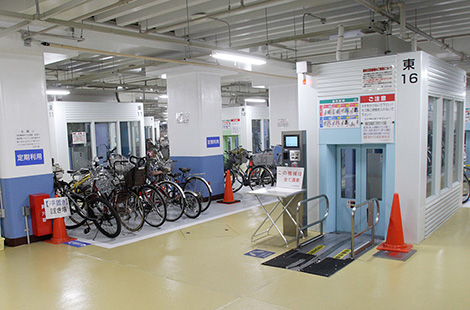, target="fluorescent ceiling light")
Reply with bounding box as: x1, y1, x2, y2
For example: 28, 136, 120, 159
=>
46, 89, 70, 96
244, 98, 266, 103
211, 51, 266, 65
160, 74, 167, 79
159, 94, 168, 99
252, 85, 266, 89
